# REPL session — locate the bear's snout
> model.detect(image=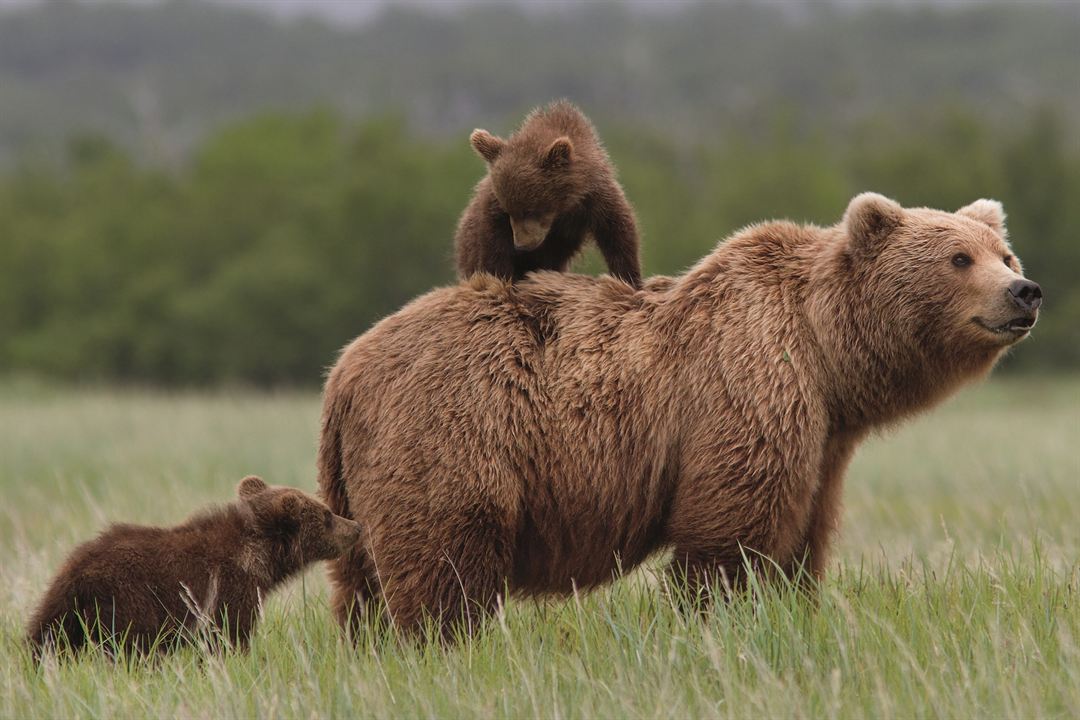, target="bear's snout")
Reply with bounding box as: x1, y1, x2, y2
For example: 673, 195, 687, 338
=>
510, 217, 551, 251
1008, 279, 1043, 313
